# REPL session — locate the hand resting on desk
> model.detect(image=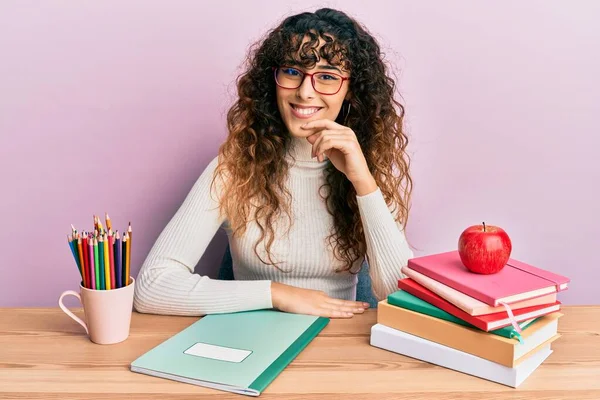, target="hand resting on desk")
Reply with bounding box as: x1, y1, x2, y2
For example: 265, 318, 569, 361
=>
271, 281, 370, 318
